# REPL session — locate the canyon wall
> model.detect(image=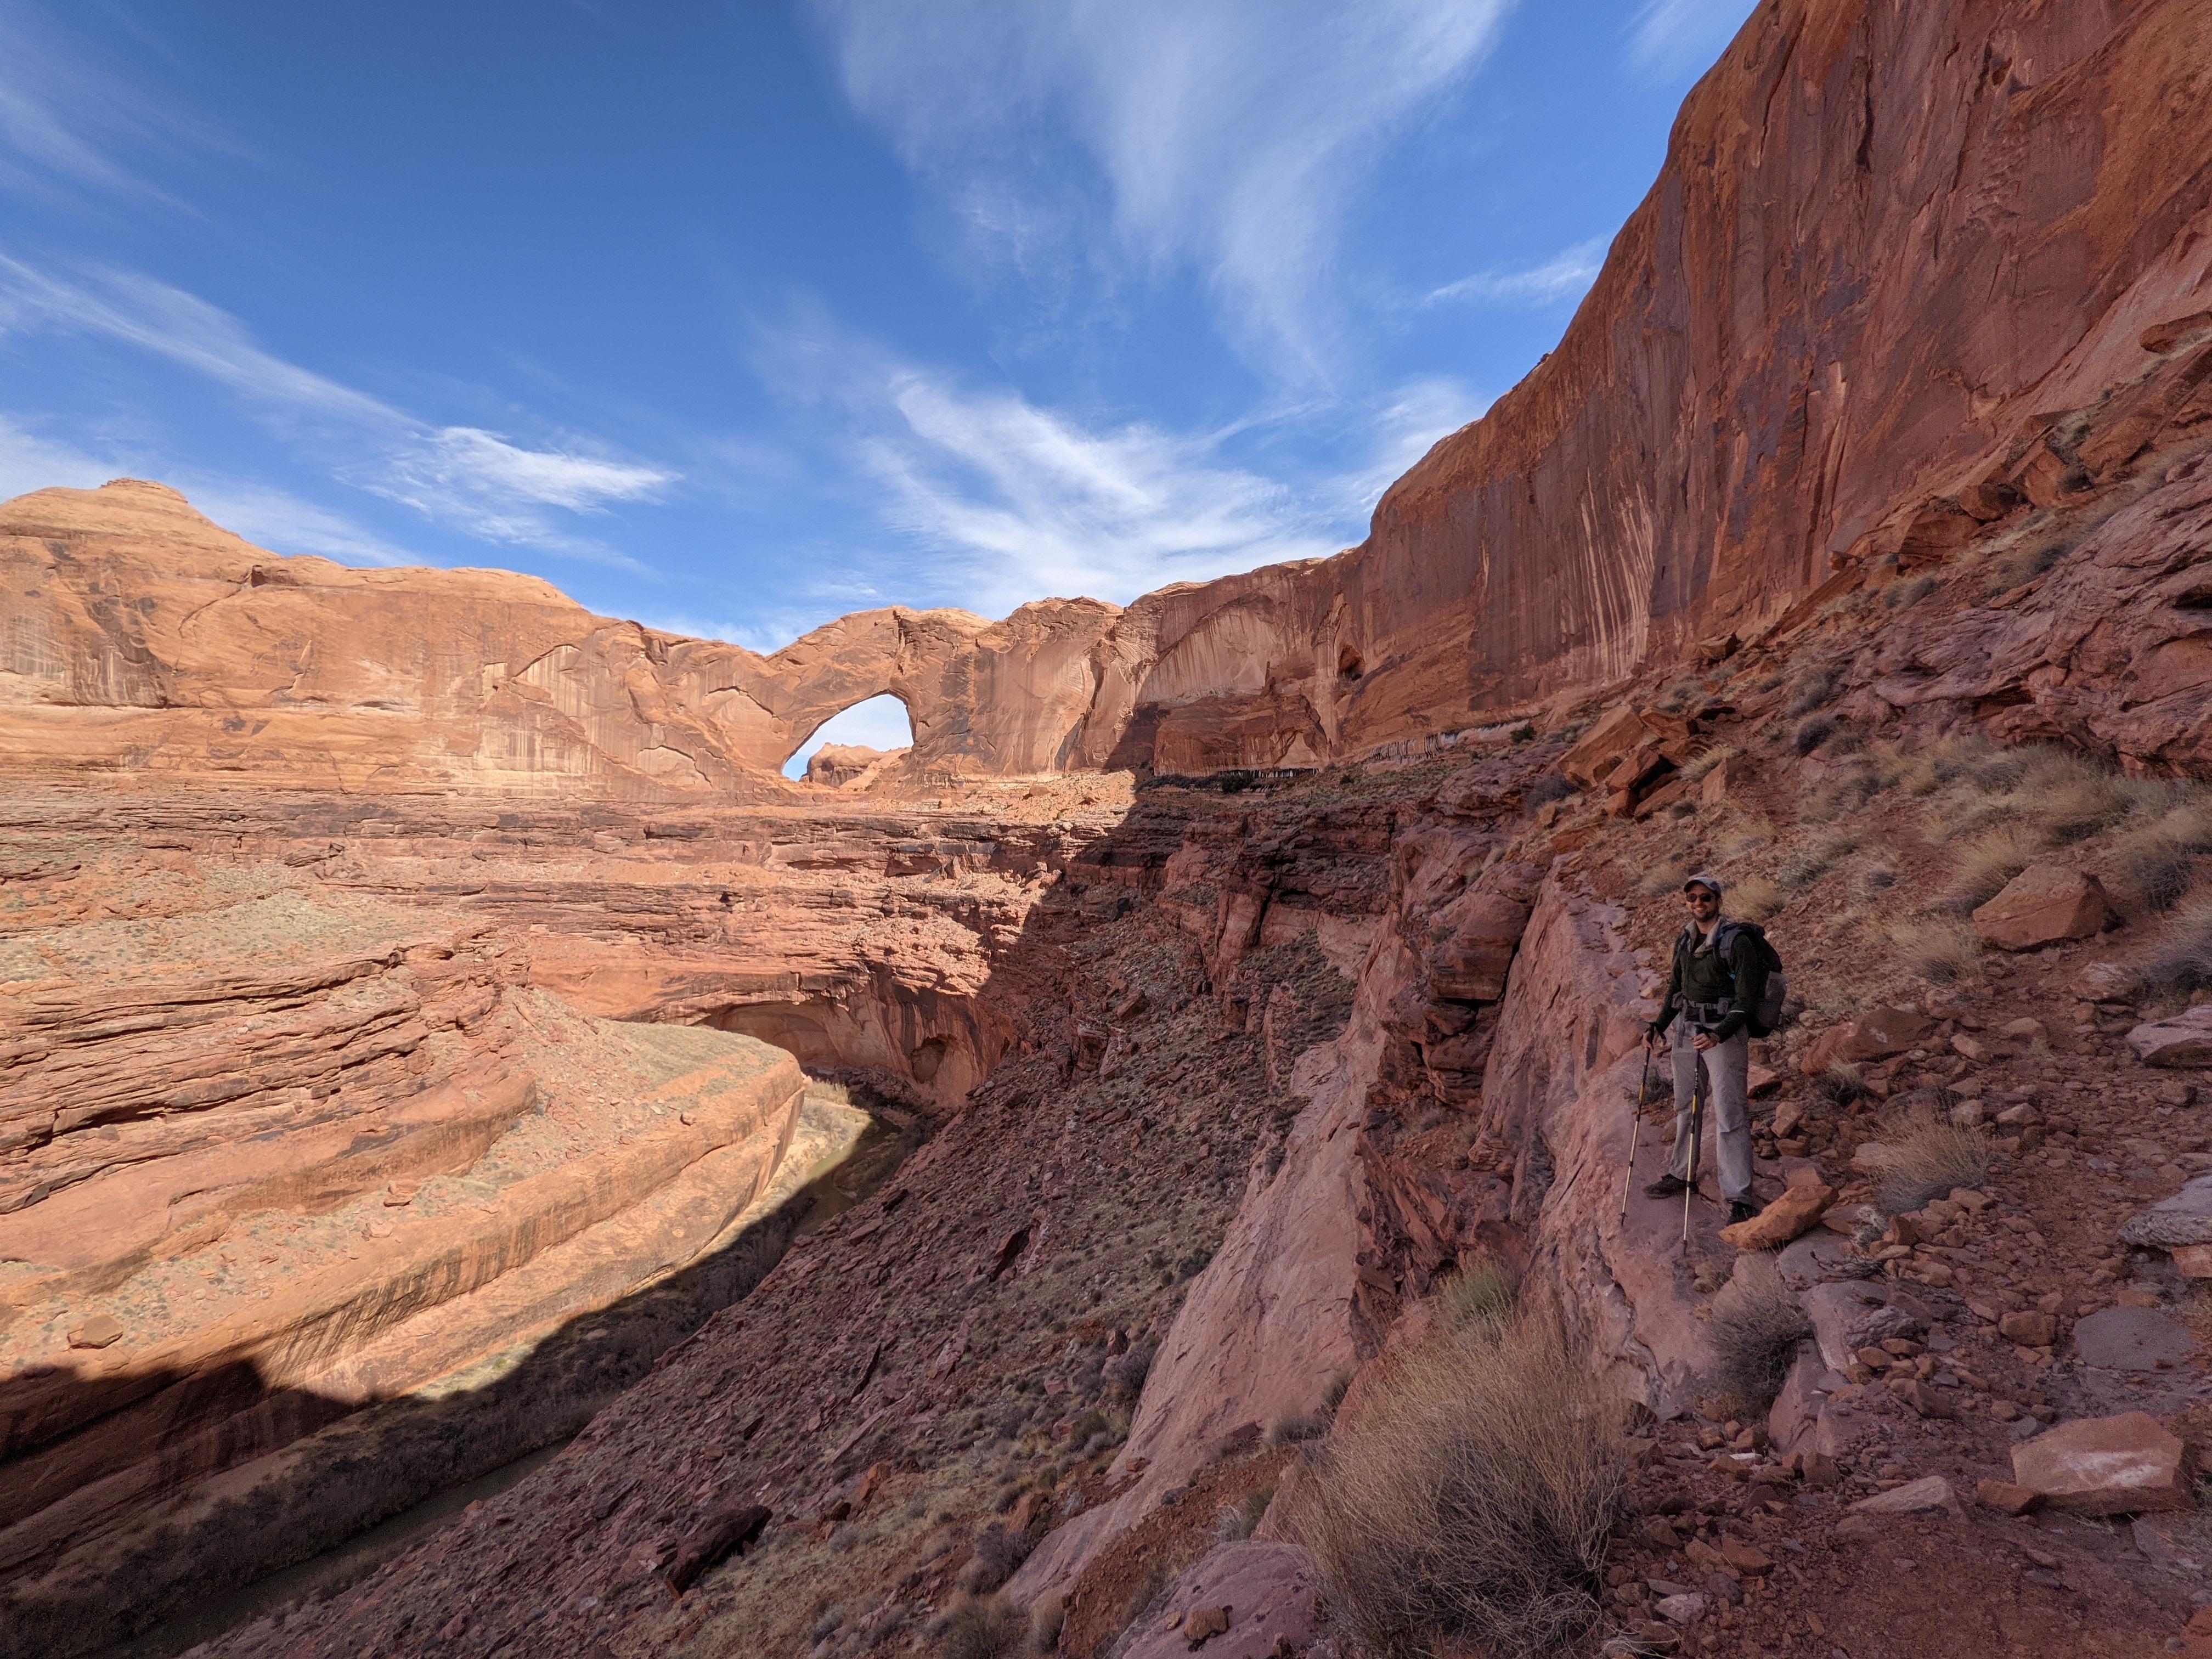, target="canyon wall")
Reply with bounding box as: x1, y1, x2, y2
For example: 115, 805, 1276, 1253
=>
9, 2, 2209, 799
